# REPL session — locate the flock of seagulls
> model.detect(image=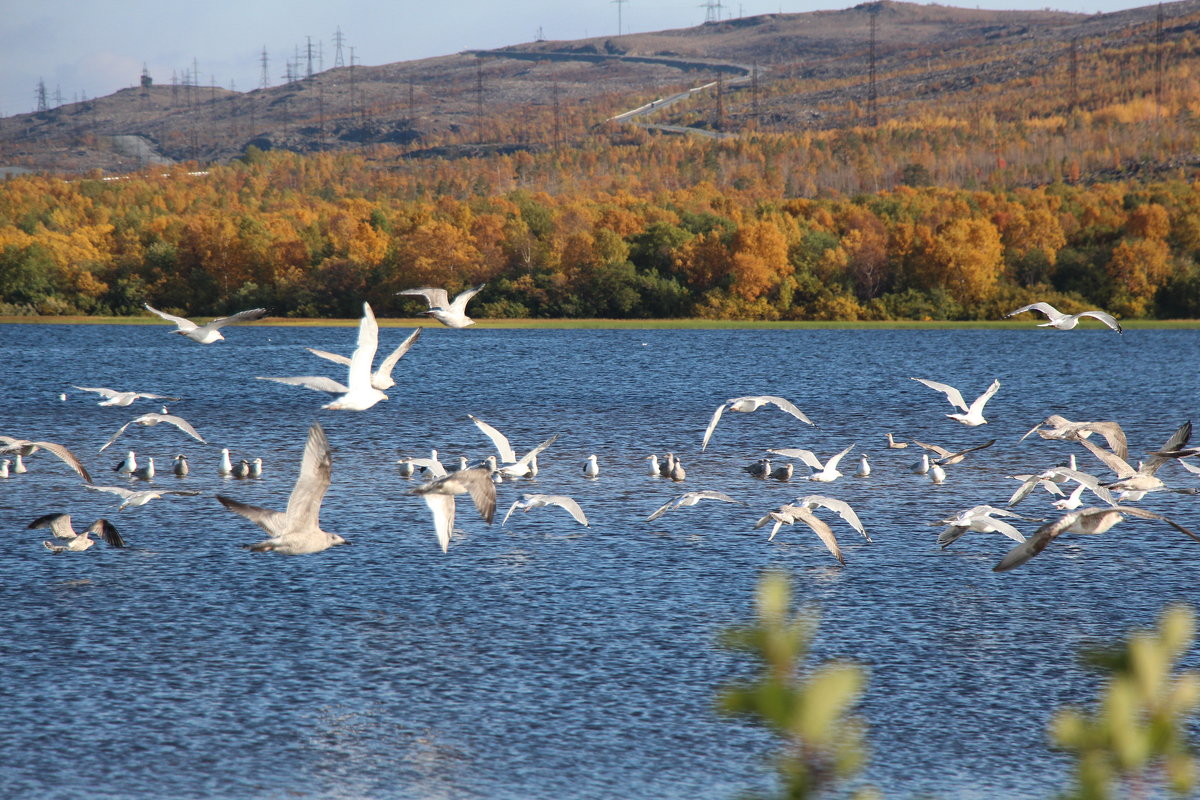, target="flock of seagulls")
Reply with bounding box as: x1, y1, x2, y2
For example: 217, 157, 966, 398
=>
6, 292, 1197, 571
